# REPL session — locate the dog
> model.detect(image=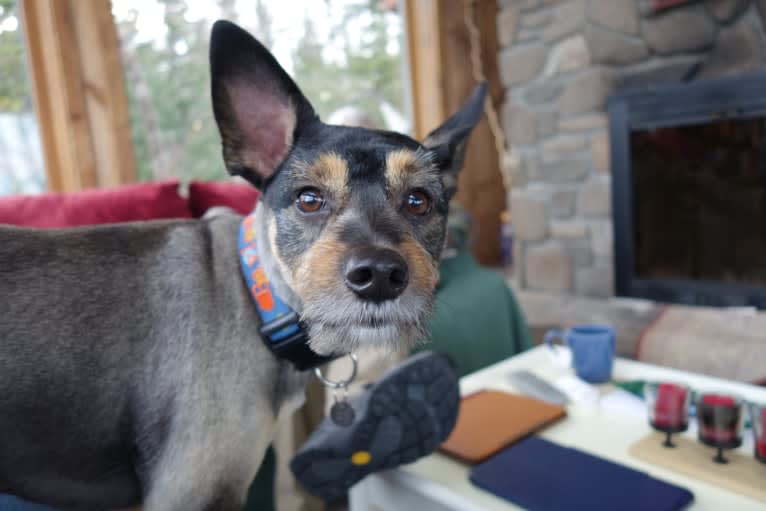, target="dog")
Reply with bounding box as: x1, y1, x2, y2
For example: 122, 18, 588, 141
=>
0, 20, 486, 511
